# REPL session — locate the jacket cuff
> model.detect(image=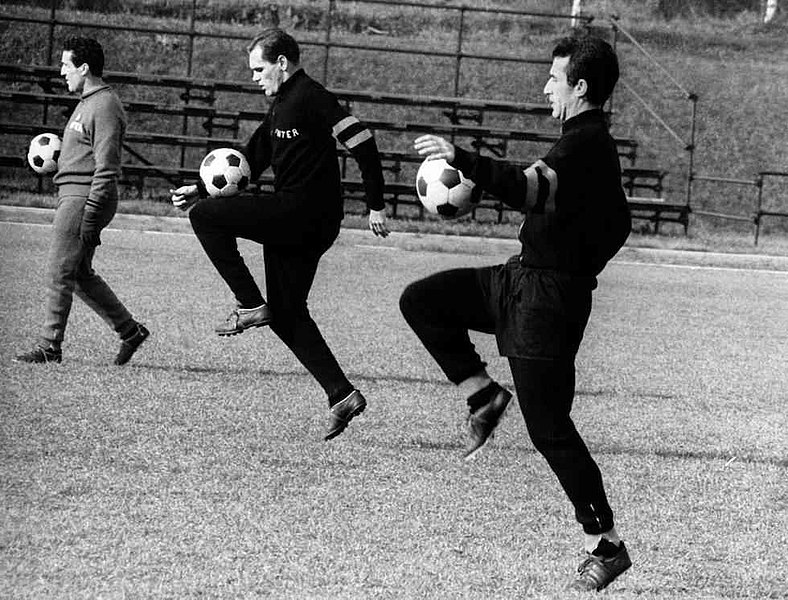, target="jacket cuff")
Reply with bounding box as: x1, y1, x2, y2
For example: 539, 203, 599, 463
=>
196, 178, 209, 198
449, 146, 475, 176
